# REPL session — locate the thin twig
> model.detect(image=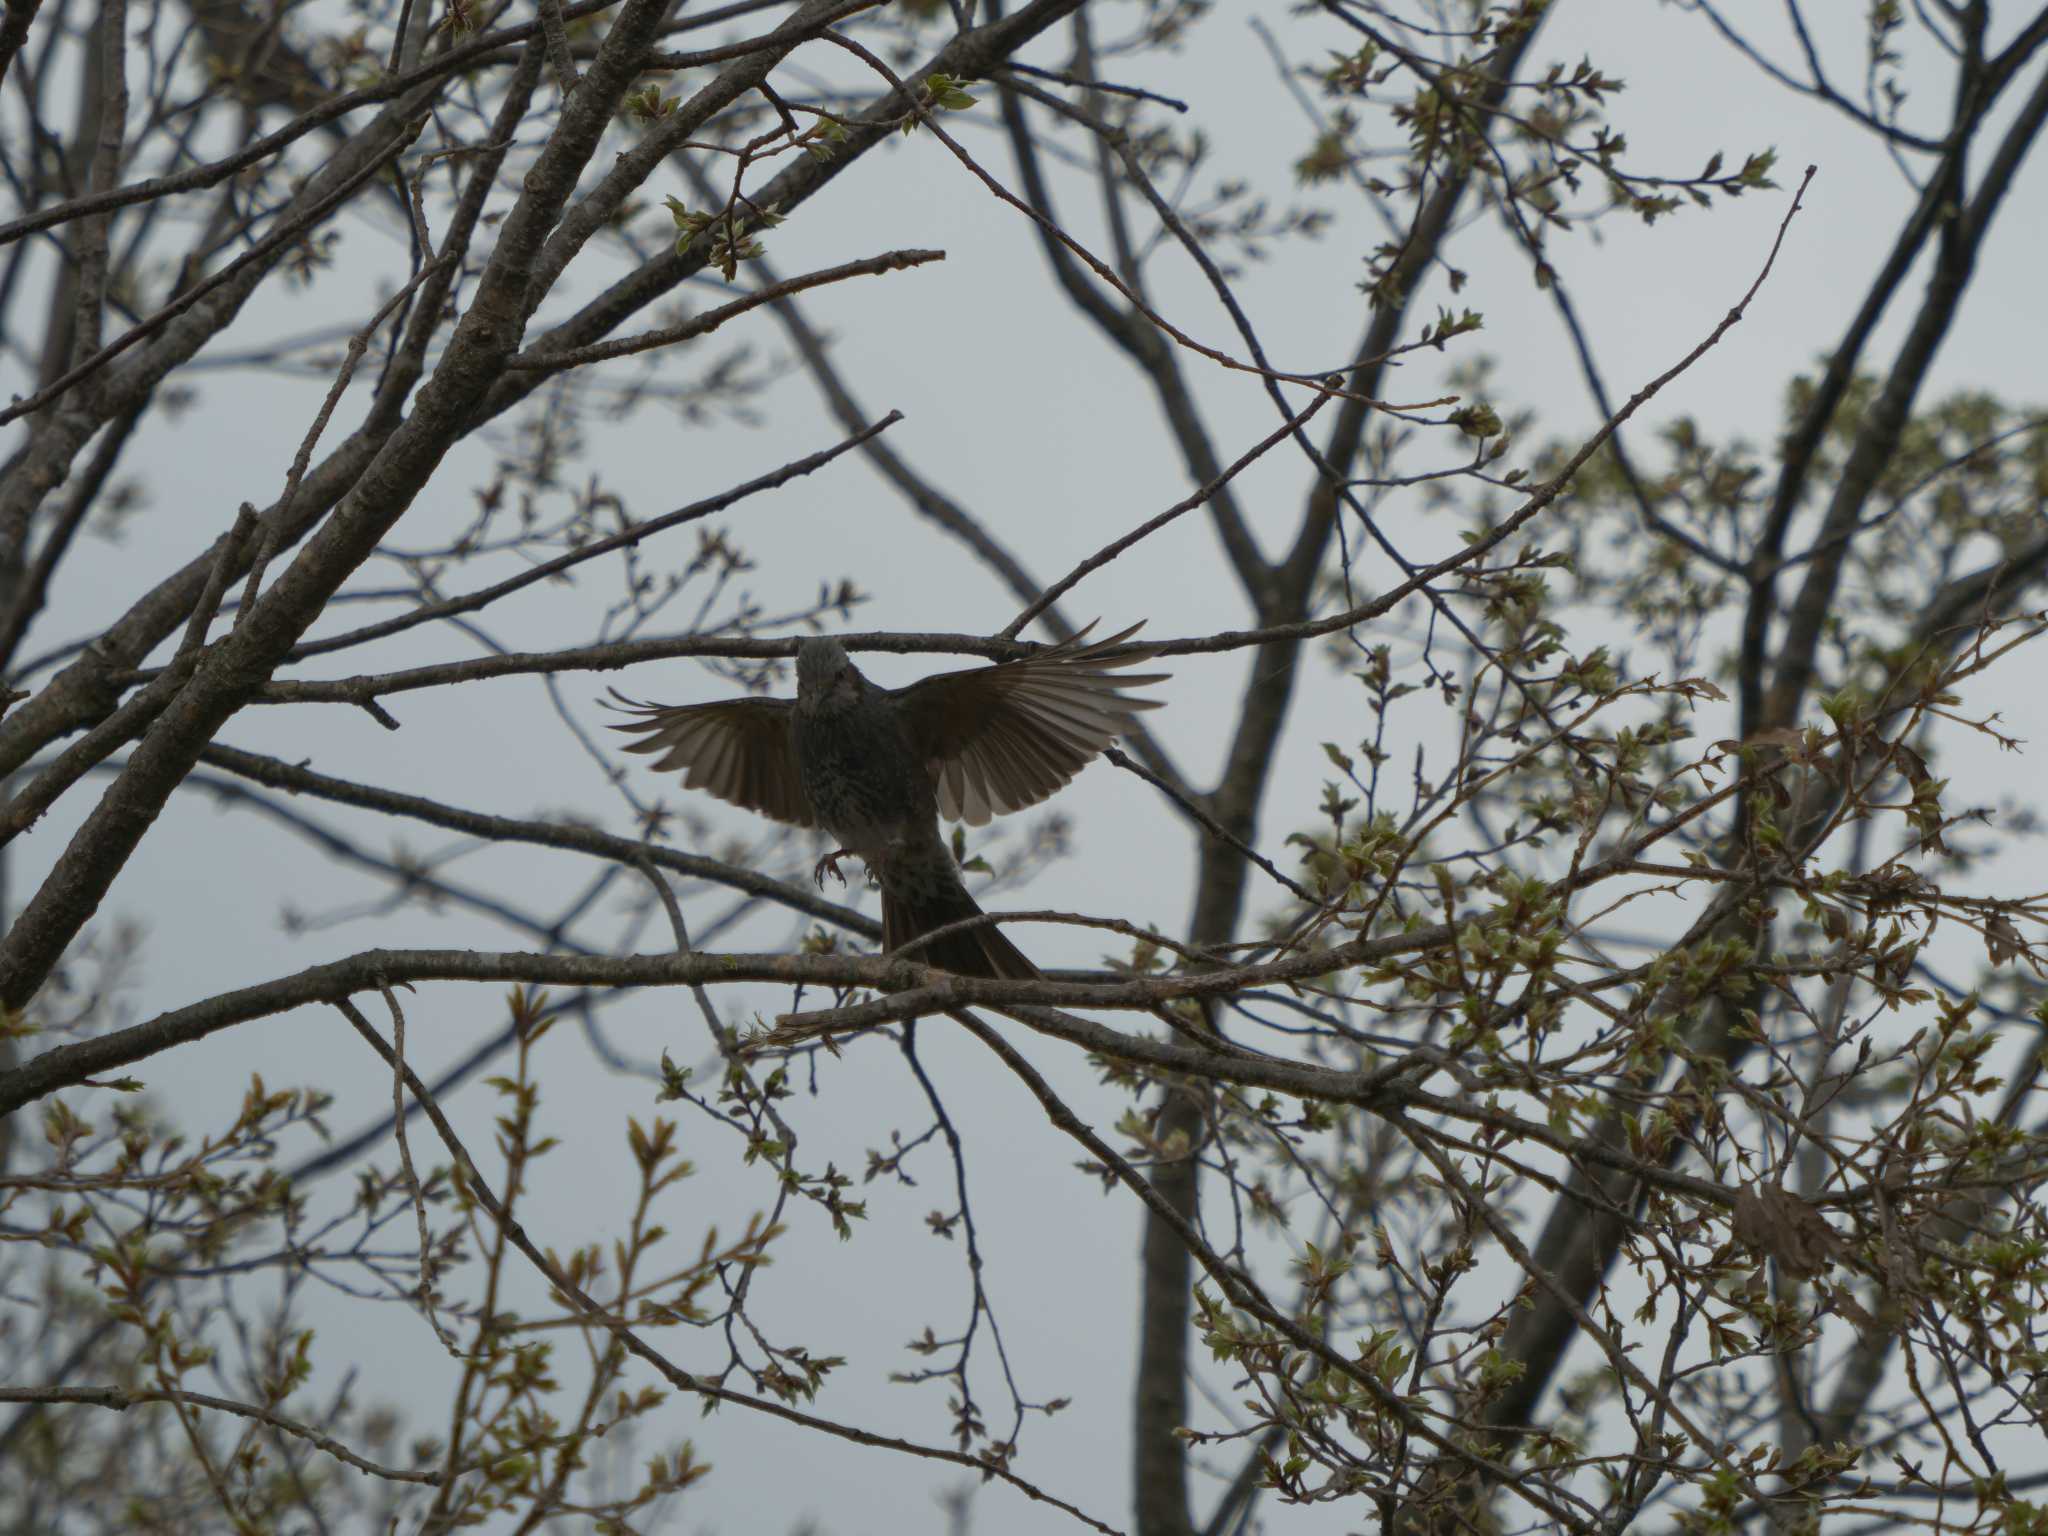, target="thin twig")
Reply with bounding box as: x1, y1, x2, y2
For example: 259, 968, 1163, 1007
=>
0, 117, 429, 426
376, 982, 463, 1353
0, 1385, 454, 1486
176, 506, 261, 659
504, 249, 943, 371
237, 257, 455, 626
1005, 389, 1338, 638
286, 412, 901, 661
334, 1000, 1126, 1535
